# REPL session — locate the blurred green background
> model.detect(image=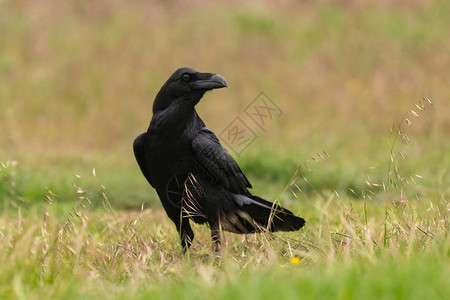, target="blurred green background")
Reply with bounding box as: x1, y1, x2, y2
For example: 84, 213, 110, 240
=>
1, 0, 449, 209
